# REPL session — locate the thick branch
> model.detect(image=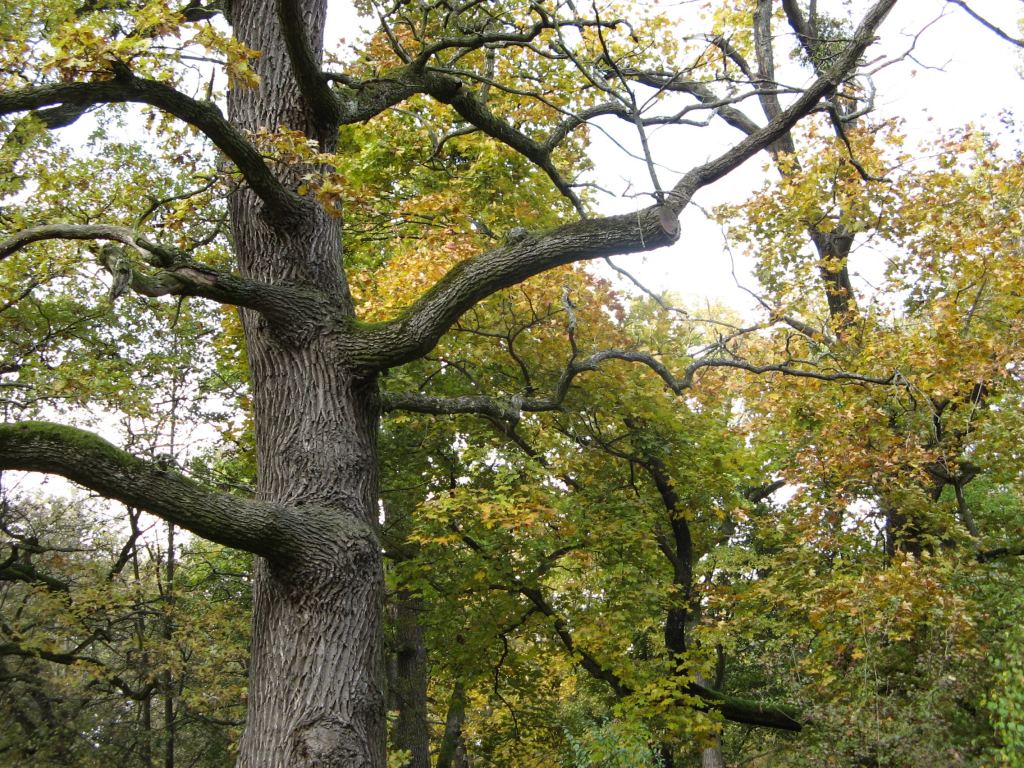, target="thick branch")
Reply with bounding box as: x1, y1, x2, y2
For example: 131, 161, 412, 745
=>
753, 0, 798, 155
689, 681, 804, 731
0, 641, 98, 668
0, 71, 302, 218
347, 0, 895, 371
0, 556, 70, 592
0, 421, 333, 560
744, 479, 786, 504
976, 545, 1024, 563
98, 244, 327, 324
0, 226, 325, 320
276, 0, 343, 129
346, 211, 681, 369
